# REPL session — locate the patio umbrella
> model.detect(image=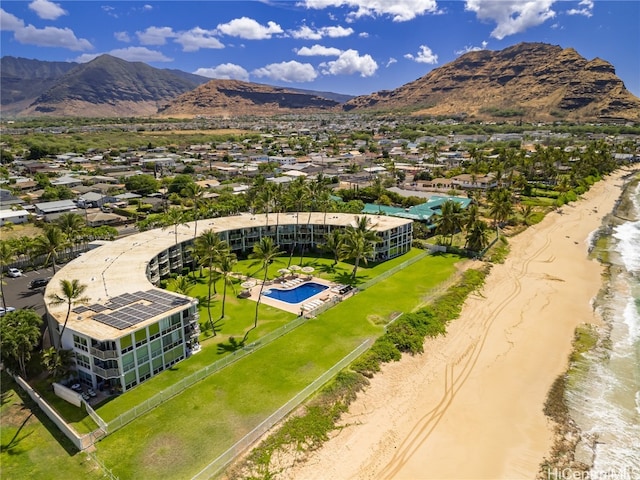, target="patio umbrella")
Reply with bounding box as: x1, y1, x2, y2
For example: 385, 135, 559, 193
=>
241, 280, 257, 289
289, 265, 302, 272
301, 266, 314, 274
277, 268, 291, 276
